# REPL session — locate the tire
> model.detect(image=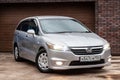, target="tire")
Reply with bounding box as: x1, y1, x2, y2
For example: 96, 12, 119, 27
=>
36, 49, 52, 73
14, 45, 22, 61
